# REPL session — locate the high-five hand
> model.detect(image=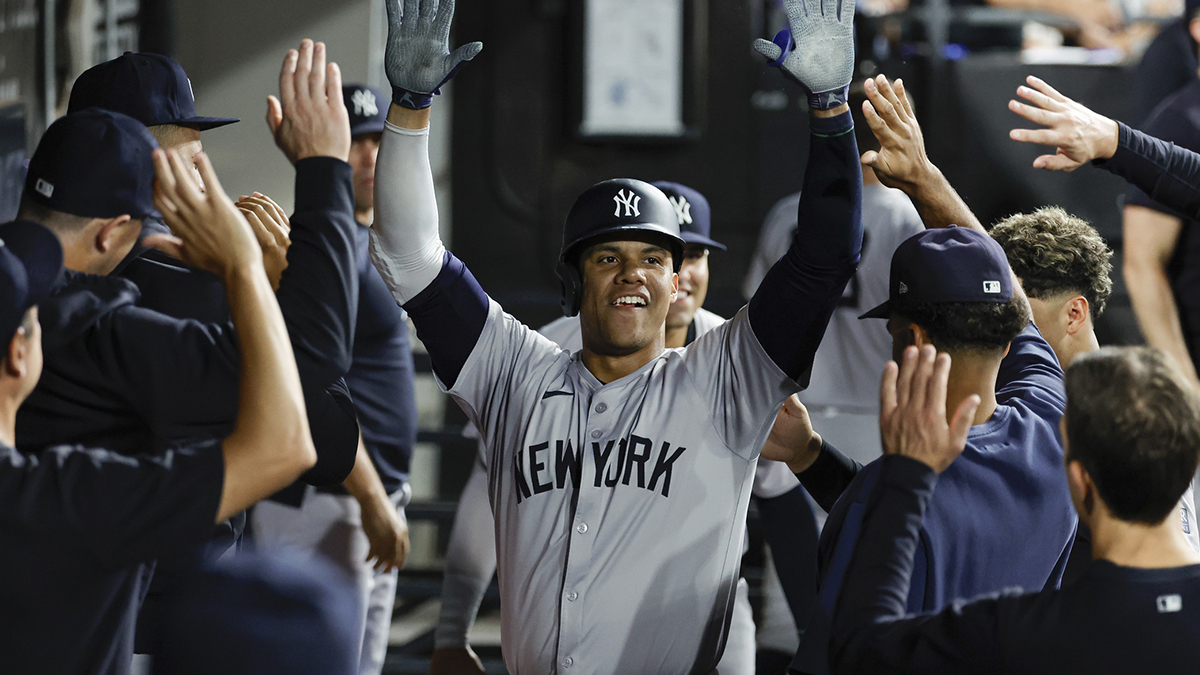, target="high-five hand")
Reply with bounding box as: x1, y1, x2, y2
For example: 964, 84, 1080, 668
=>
385, 0, 483, 110
265, 39, 352, 164
236, 192, 291, 291
145, 149, 263, 284
860, 75, 934, 193
879, 345, 979, 474
1008, 75, 1119, 172
753, 0, 856, 110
